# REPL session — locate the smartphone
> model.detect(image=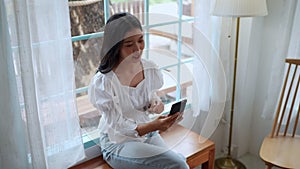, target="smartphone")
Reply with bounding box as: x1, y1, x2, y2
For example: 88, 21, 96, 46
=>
169, 99, 187, 115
